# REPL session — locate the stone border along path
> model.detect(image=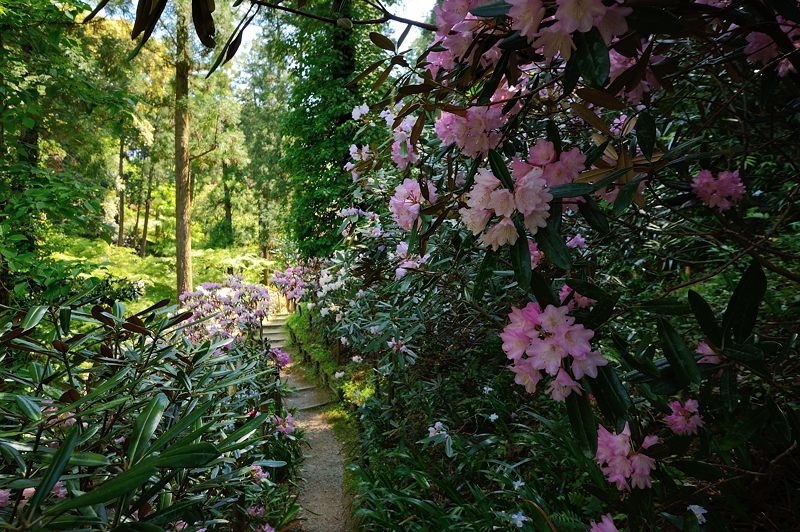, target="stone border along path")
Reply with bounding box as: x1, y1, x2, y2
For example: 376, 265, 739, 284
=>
263, 314, 348, 532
